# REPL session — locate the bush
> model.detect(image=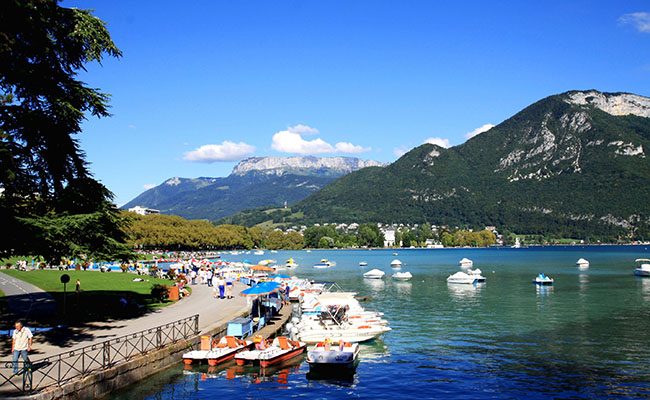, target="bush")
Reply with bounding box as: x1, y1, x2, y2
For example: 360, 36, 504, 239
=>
38, 262, 47, 269
151, 284, 169, 302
